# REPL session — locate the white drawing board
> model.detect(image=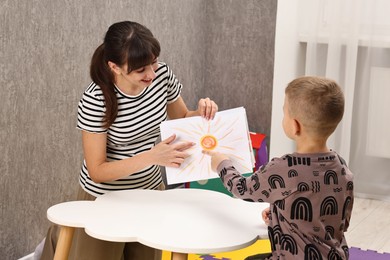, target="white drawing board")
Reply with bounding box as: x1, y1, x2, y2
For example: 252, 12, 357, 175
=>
160, 107, 254, 184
